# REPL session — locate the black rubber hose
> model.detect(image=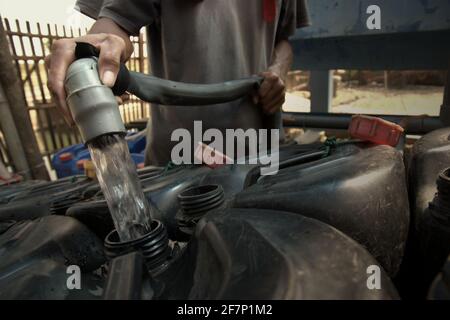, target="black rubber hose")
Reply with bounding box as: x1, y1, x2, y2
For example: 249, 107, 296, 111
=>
128, 71, 263, 106
75, 42, 263, 105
